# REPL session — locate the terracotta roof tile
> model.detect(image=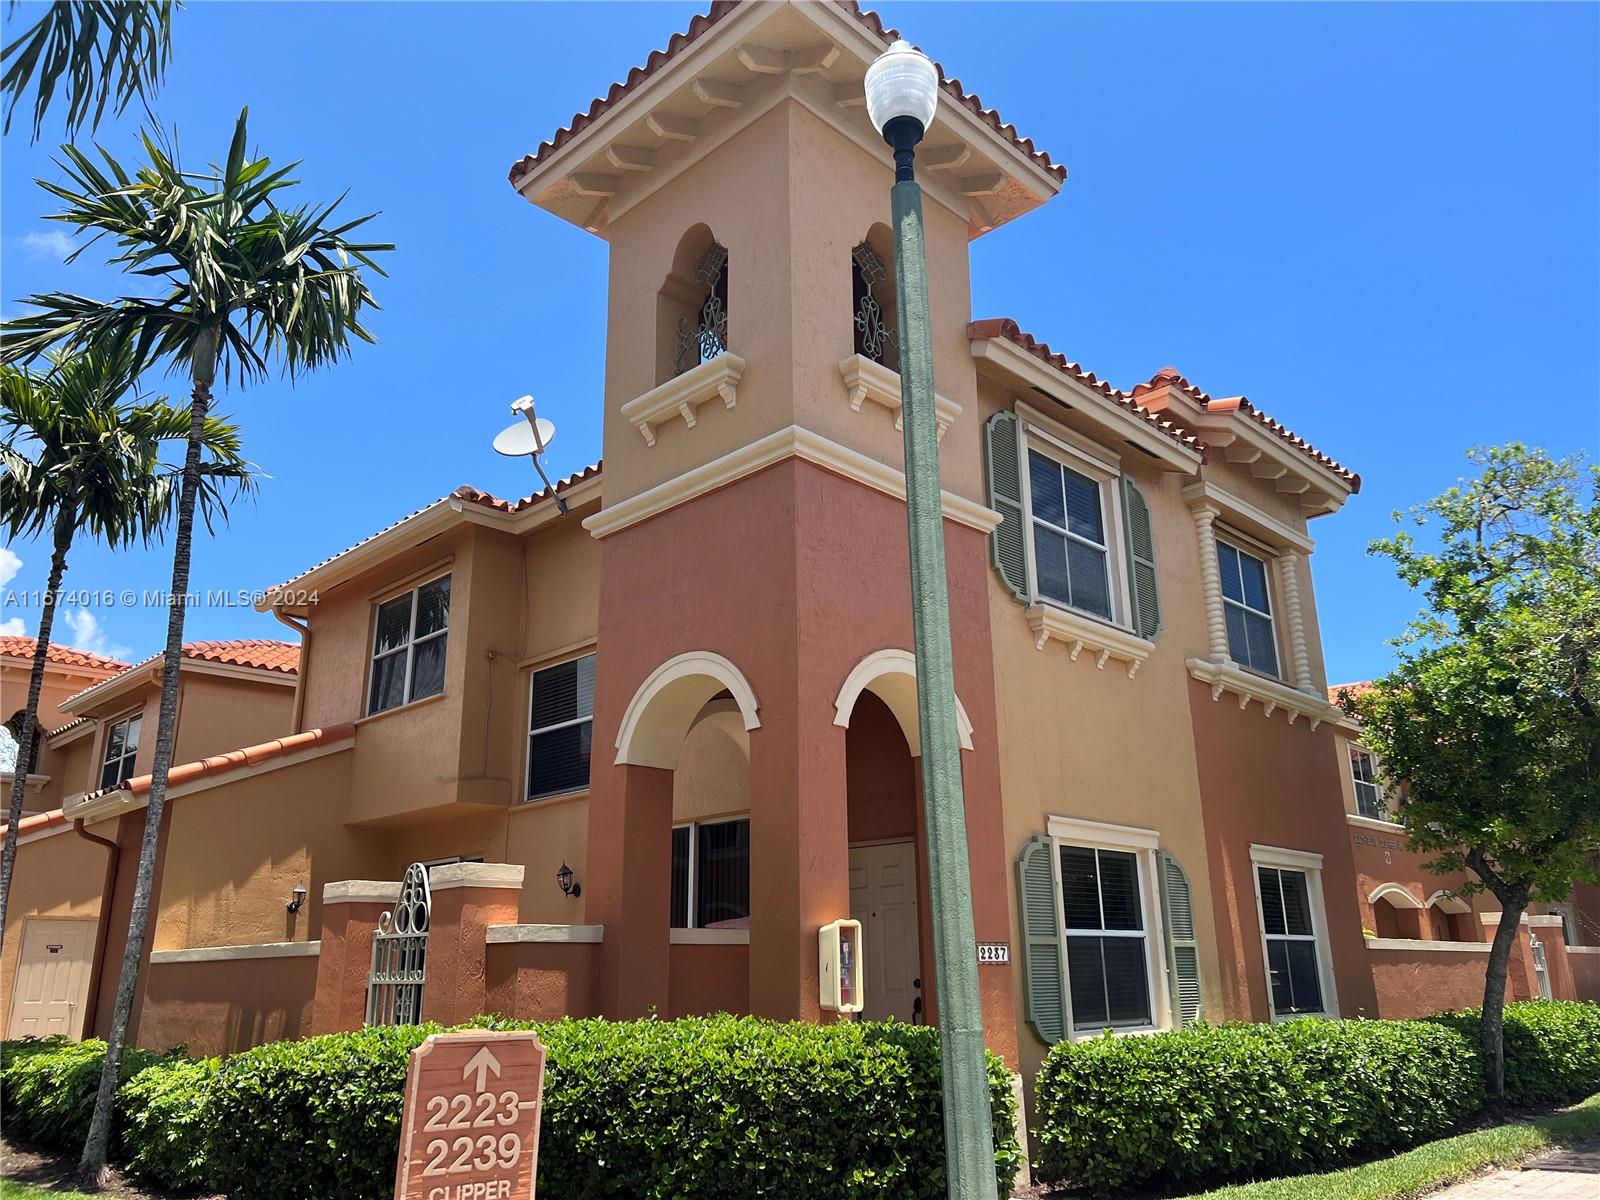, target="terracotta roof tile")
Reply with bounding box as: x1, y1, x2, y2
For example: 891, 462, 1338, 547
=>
0, 807, 68, 840
75, 723, 357, 806
506, 1, 1064, 188
0, 637, 129, 673
1329, 681, 1376, 711
259, 463, 601, 604
180, 640, 300, 674
969, 318, 1208, 459
45, 715, 92, 740
1132, 366, 1360, 490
